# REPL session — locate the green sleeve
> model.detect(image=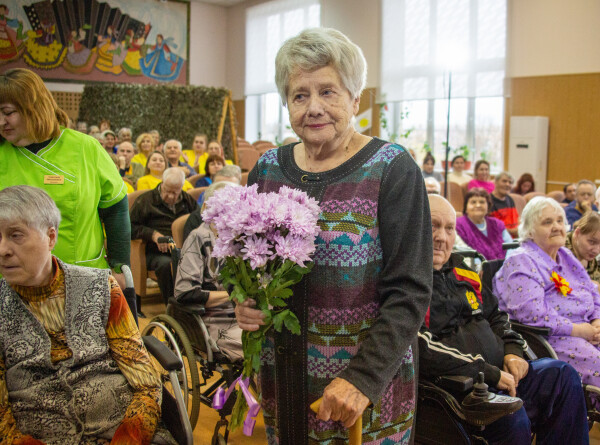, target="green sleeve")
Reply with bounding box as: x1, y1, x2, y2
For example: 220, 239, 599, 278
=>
98, 197, 131, 269
94, 138, 128, 209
